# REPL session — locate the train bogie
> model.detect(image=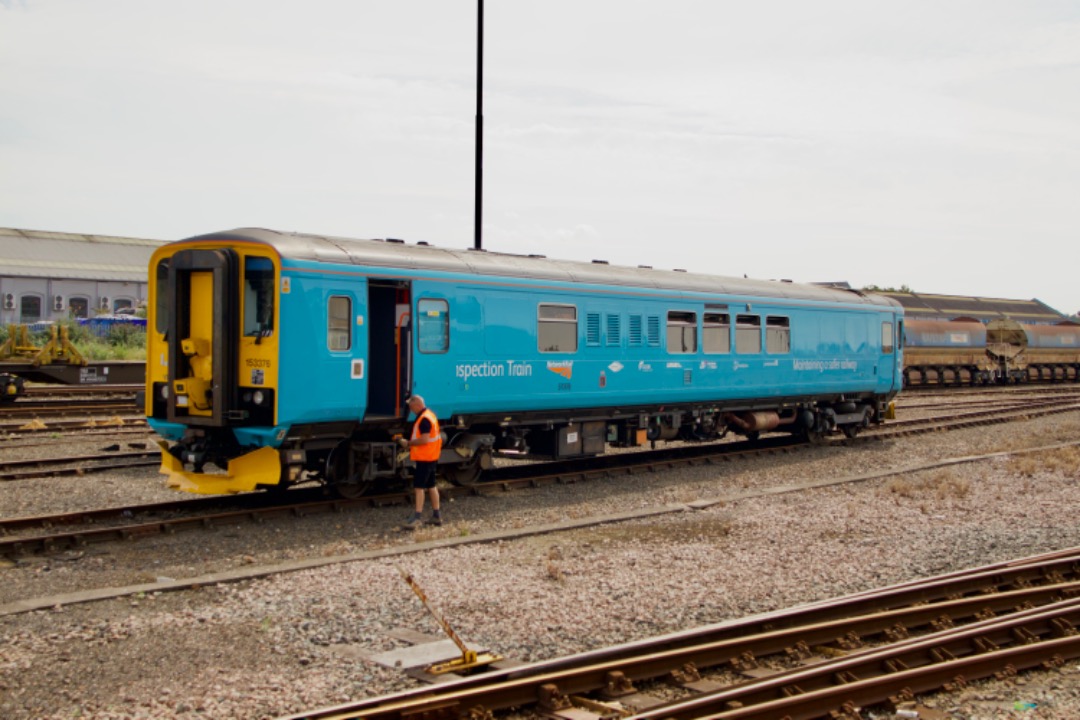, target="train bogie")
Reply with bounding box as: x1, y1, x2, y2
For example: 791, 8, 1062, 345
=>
146, 228, 904, 496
